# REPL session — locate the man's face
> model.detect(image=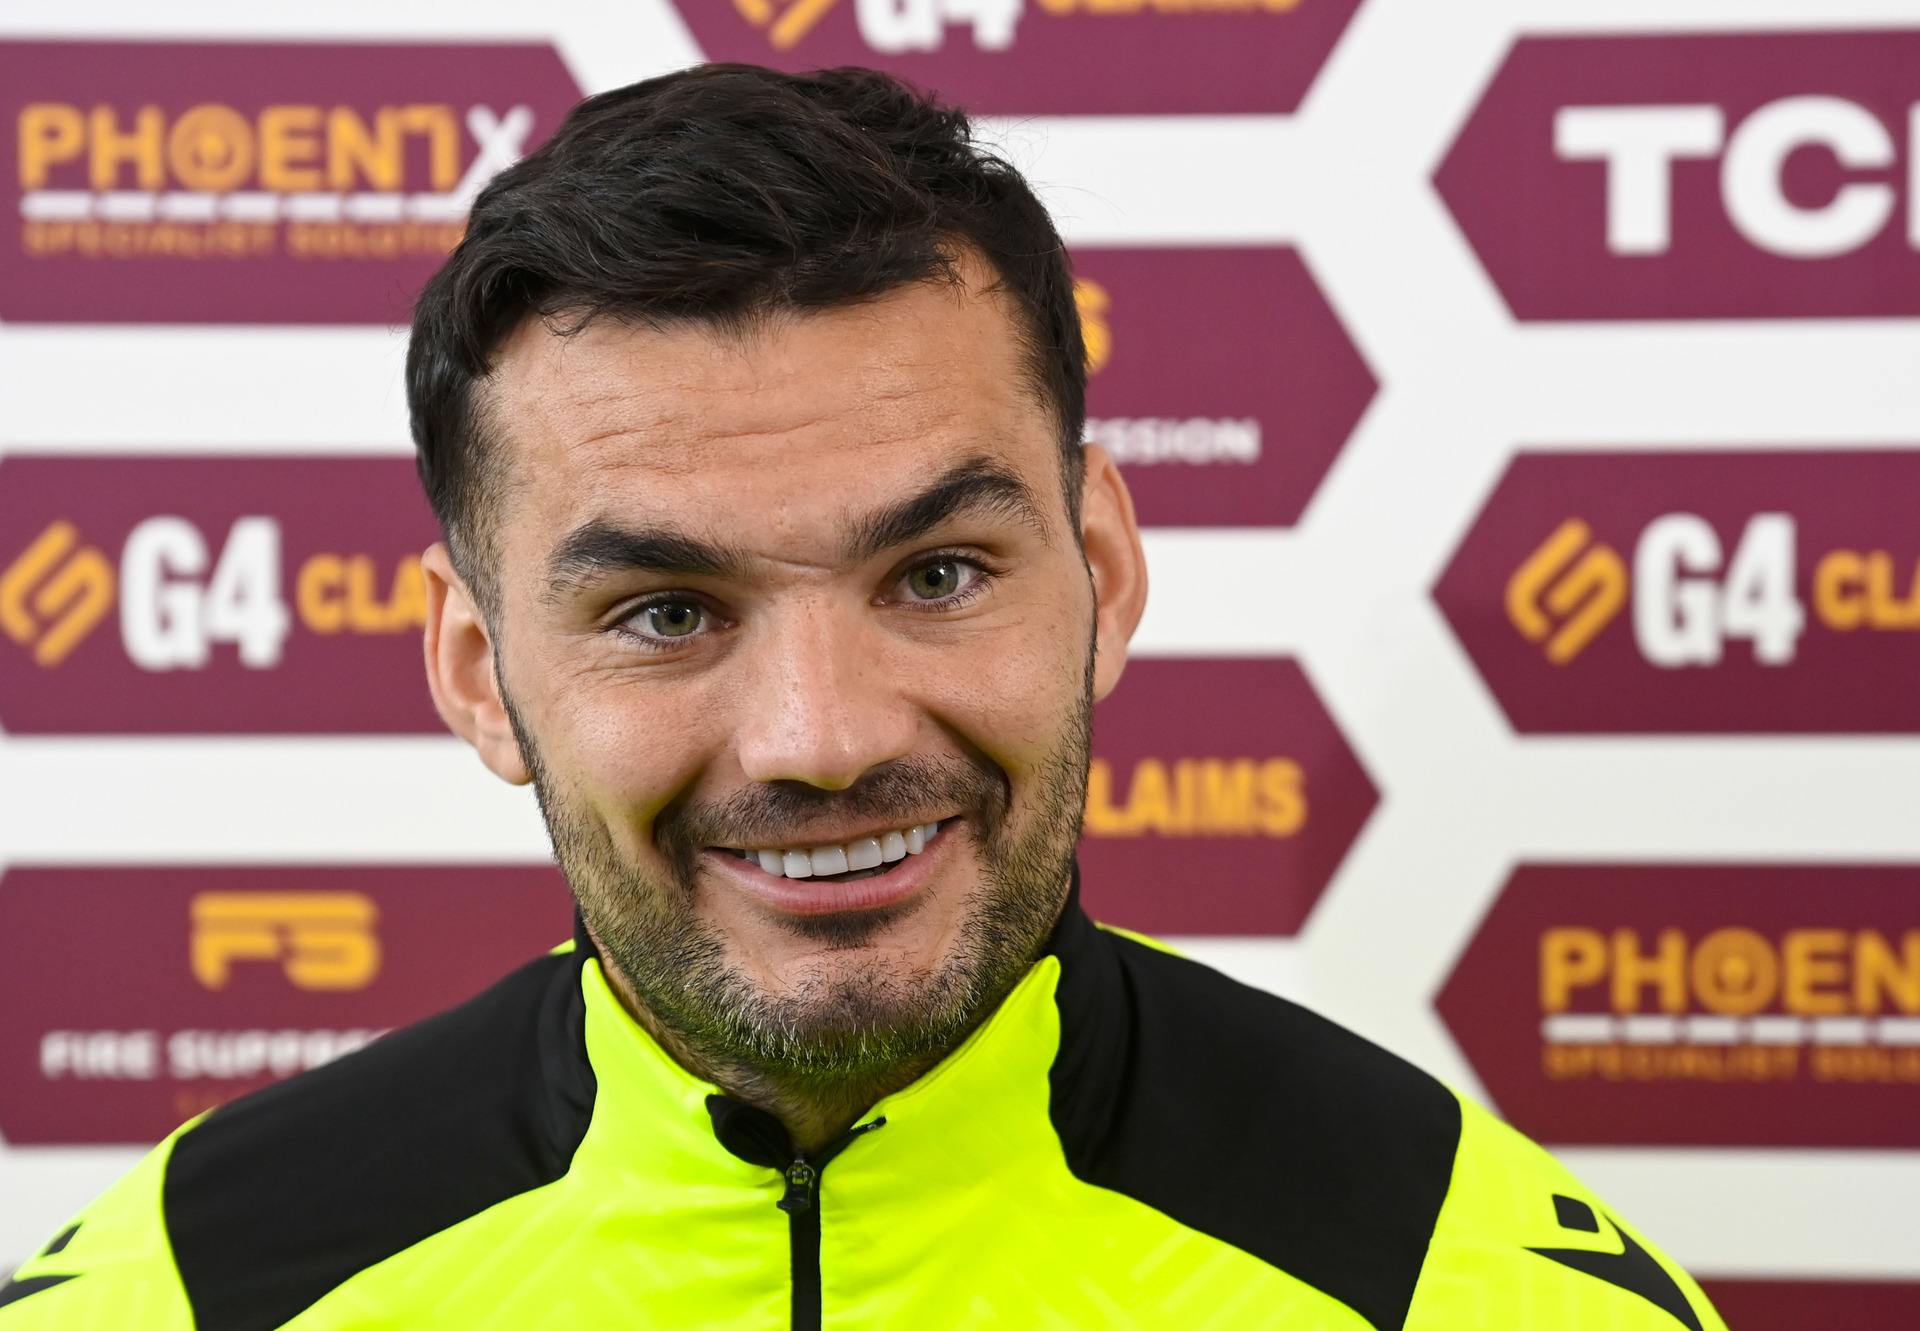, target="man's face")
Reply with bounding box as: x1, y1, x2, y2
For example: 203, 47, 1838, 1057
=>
426, 255, 1143, 1083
